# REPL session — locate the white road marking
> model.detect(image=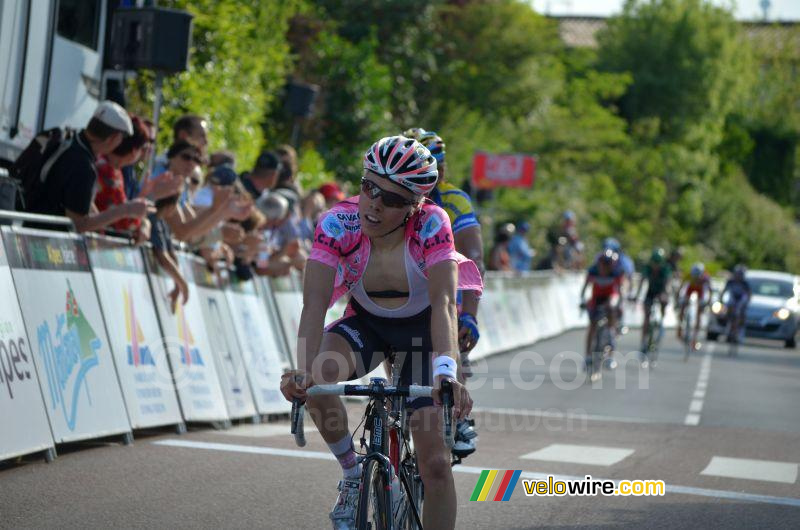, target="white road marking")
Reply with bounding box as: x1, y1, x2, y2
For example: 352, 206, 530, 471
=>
154, 439, 336, 461
684, 345, 713, 426
153, 439, 800, 508
471, 406, 659, 425
684, 414, 700, 426
520, 443, 634, 466
210, 424, 289, 438
701, 456, 798, 484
